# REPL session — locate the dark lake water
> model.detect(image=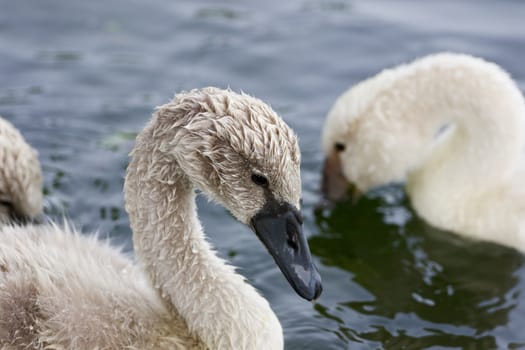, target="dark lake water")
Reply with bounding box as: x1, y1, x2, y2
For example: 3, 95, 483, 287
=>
2, 0, 525, 348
